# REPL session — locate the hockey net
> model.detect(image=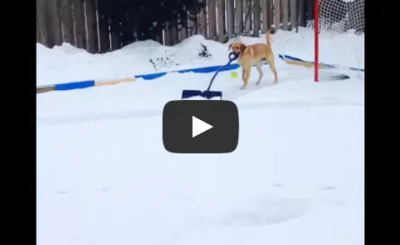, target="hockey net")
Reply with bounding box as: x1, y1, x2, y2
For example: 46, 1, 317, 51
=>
314, 0, 364, 81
